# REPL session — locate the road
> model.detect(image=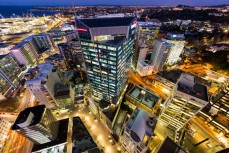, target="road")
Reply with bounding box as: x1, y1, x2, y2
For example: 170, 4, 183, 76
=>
128, 69, 168, 100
